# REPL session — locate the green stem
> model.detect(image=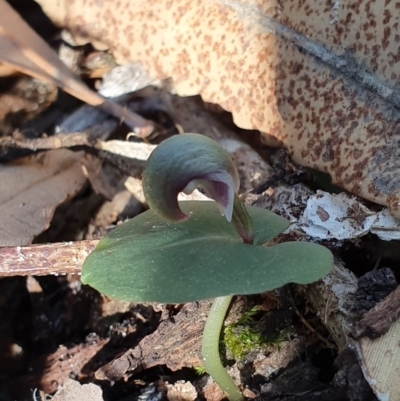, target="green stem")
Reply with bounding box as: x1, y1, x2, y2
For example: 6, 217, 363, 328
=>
201, 194, 253, 400
201, 296, 244, 401
232, 194, 254, 245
